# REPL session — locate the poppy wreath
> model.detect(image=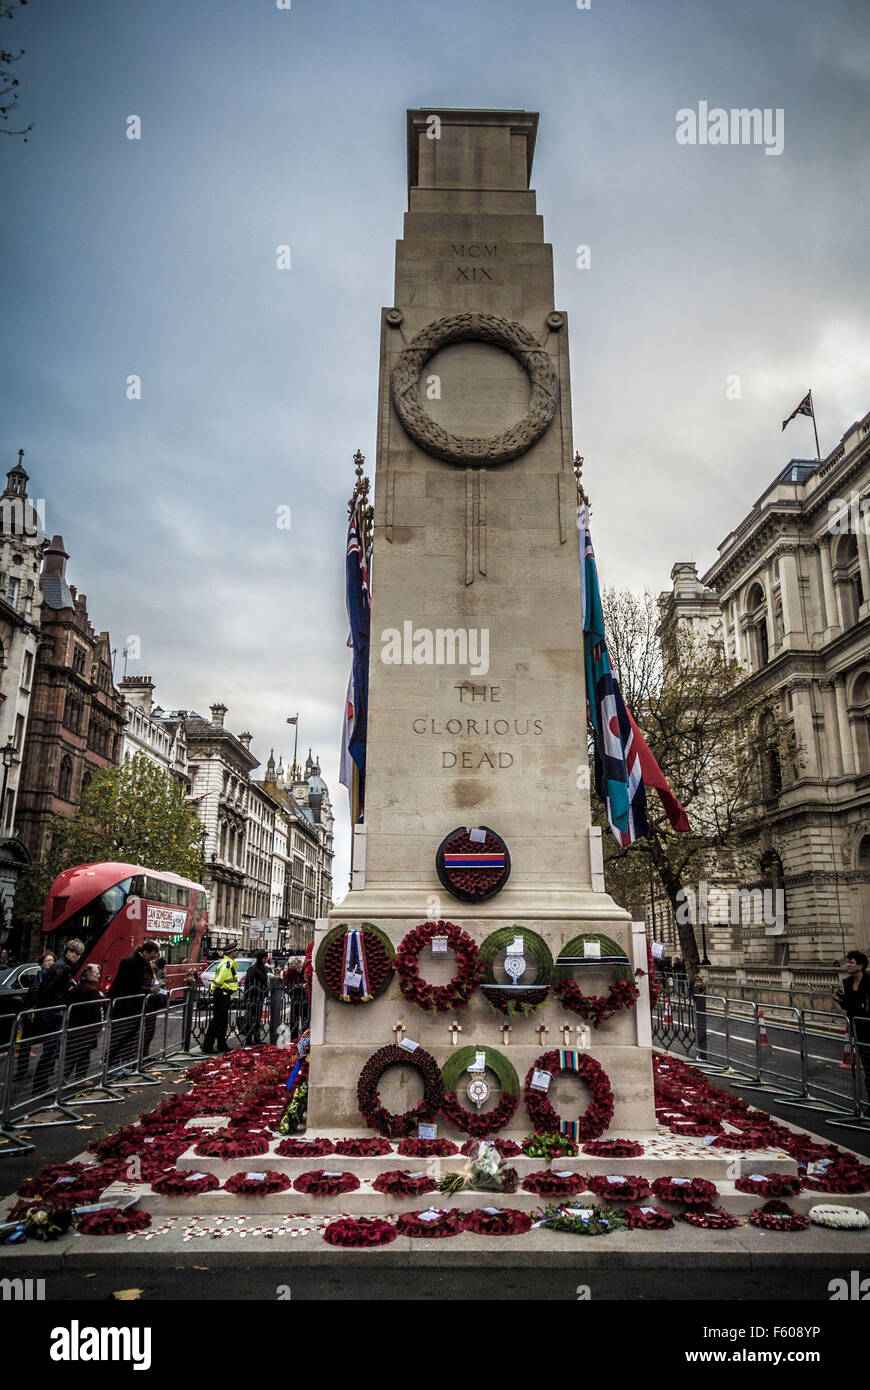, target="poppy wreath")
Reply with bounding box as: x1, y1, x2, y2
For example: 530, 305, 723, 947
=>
552, 932, 640, 1025
680, 1207, 741, 1230
315, 922, 396, 1004
396, 1209, 466, 1239
439, 1045, 520, 1137
357, 1043, 445, 1138
275, 1137, 335, 1158
735, 1173, 802, 1199
397, 1136, 459, 1157
624, 1205, 674, 1230
151, 1171, 221, 1196
393, 920, 484, 1013
524, 1051, 614, 1143
748, 1200, 809, 1232
667, 1119, 723, 1137
224, 1170, 292, 1196
77, 1207, 152, 1236
521, 1132, 579, 1161
710, 1132, 772, 1151
293, 1169, 361, 1197
586, 1173, 652, 1203
333, 1137, 393, 1157
461, 1137, 522, 1158
478, 926, 553, 1016
372, 1170, 438, 1198
652, 1176, 719, 1206
582, 1138, 644, 1158
194, 1133, 270, 1159
323, 1217, 397, 1248
522, 1170, 586, 1198
800, 1160, 870, 1194
435, 826, 511, 903
461, 1207, 532, 1236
